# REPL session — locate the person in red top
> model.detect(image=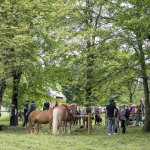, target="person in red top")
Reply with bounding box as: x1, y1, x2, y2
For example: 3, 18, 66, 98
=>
131, 104, 137, 126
